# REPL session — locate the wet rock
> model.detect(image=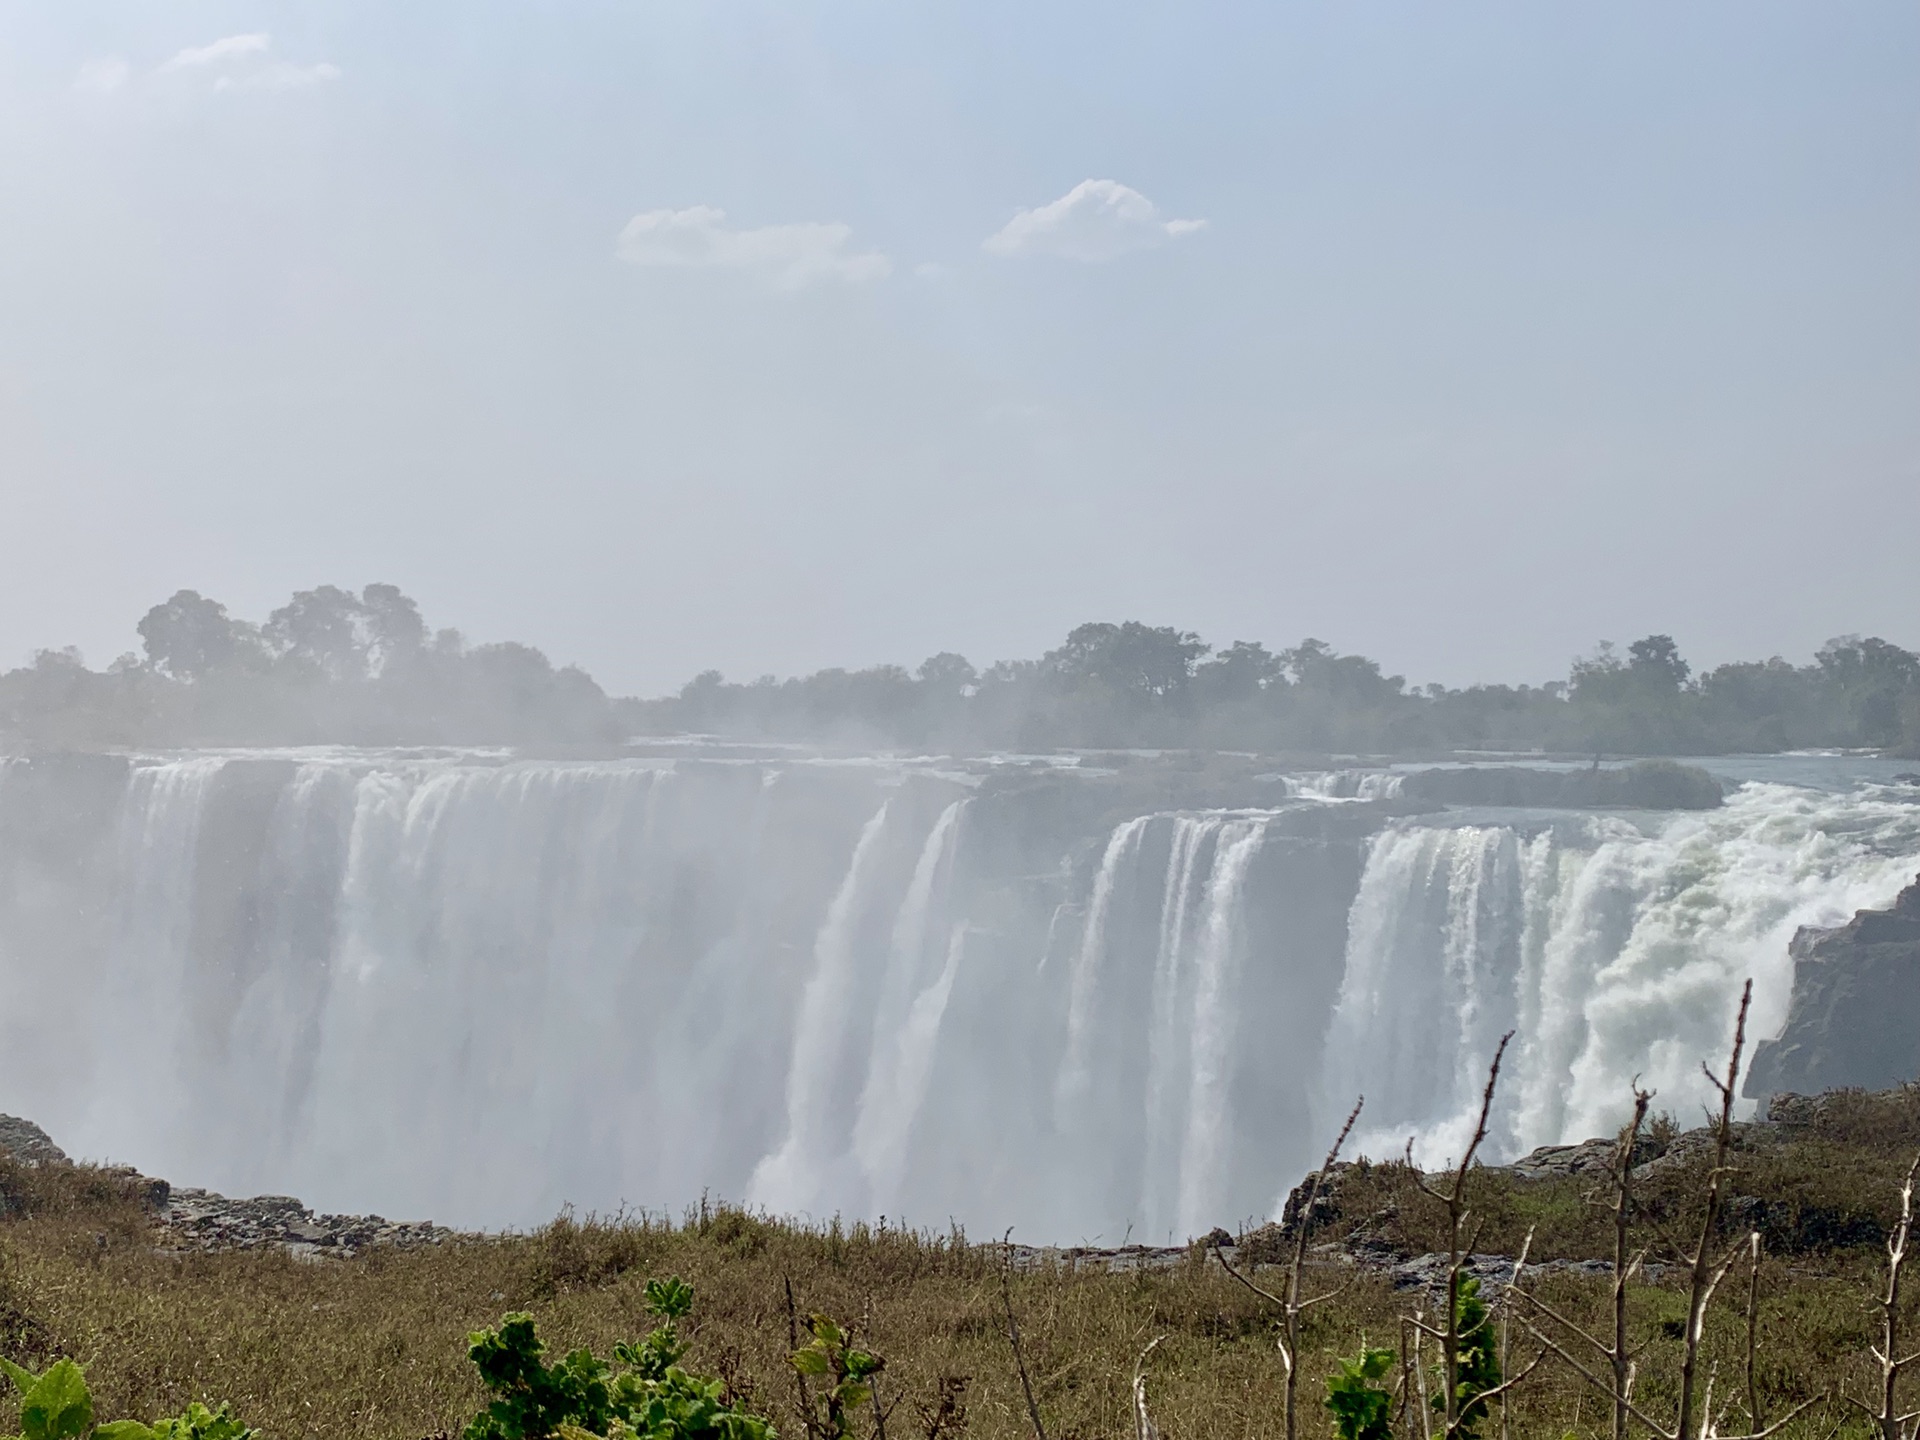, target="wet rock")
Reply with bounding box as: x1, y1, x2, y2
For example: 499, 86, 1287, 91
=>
1745, 873, 1920, 1099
